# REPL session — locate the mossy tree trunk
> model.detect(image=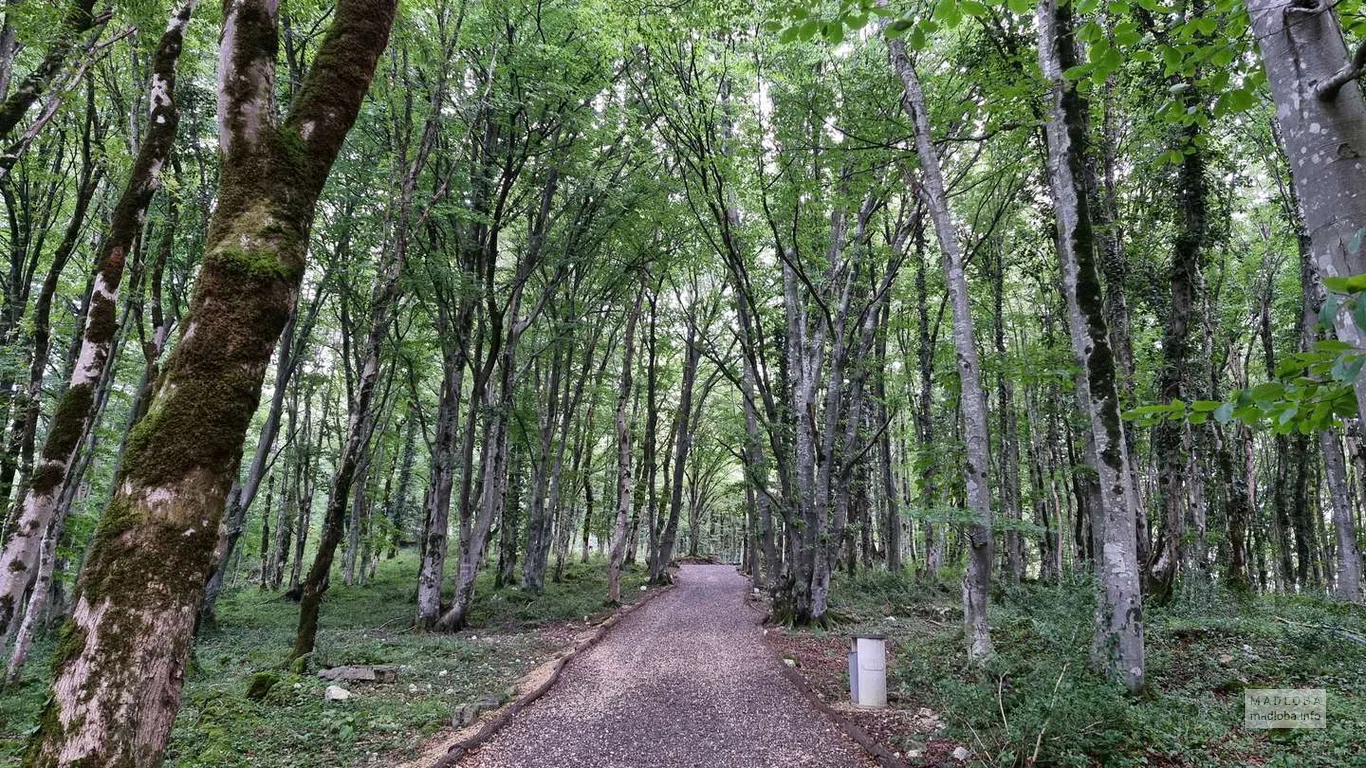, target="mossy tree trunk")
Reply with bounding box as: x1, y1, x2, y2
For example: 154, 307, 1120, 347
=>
0, 1, 193, 644
23, 0, 396, 763
1037, 0, 1144, 693
1148, 90, 1208, 603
